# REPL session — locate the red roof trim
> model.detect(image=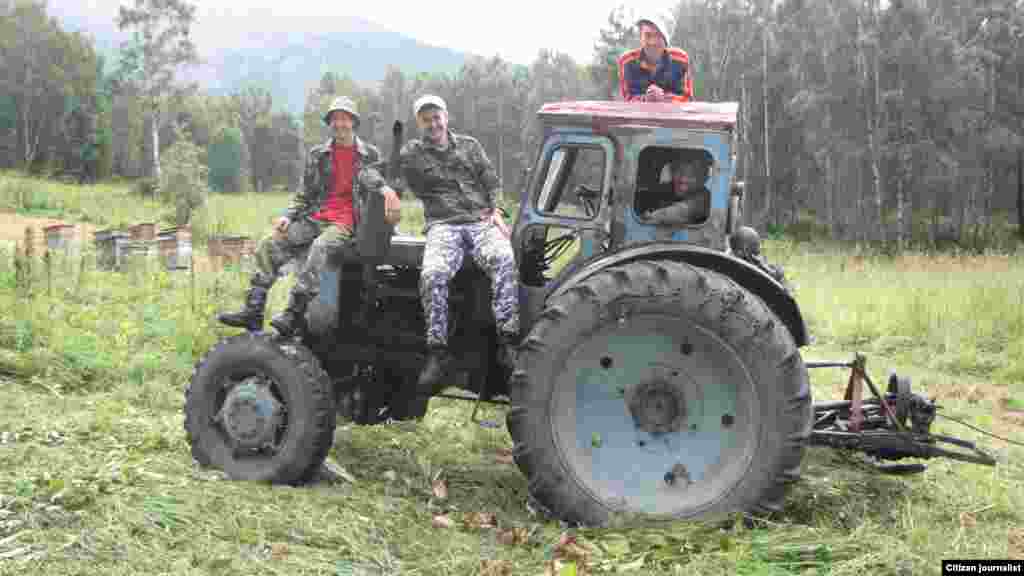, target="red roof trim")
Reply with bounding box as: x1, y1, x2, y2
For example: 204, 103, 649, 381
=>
538, 101, 738, 131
